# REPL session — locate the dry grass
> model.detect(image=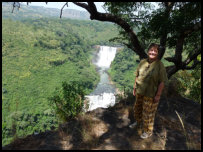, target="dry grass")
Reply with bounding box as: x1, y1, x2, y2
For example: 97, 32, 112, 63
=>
175, 110, 201, 150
